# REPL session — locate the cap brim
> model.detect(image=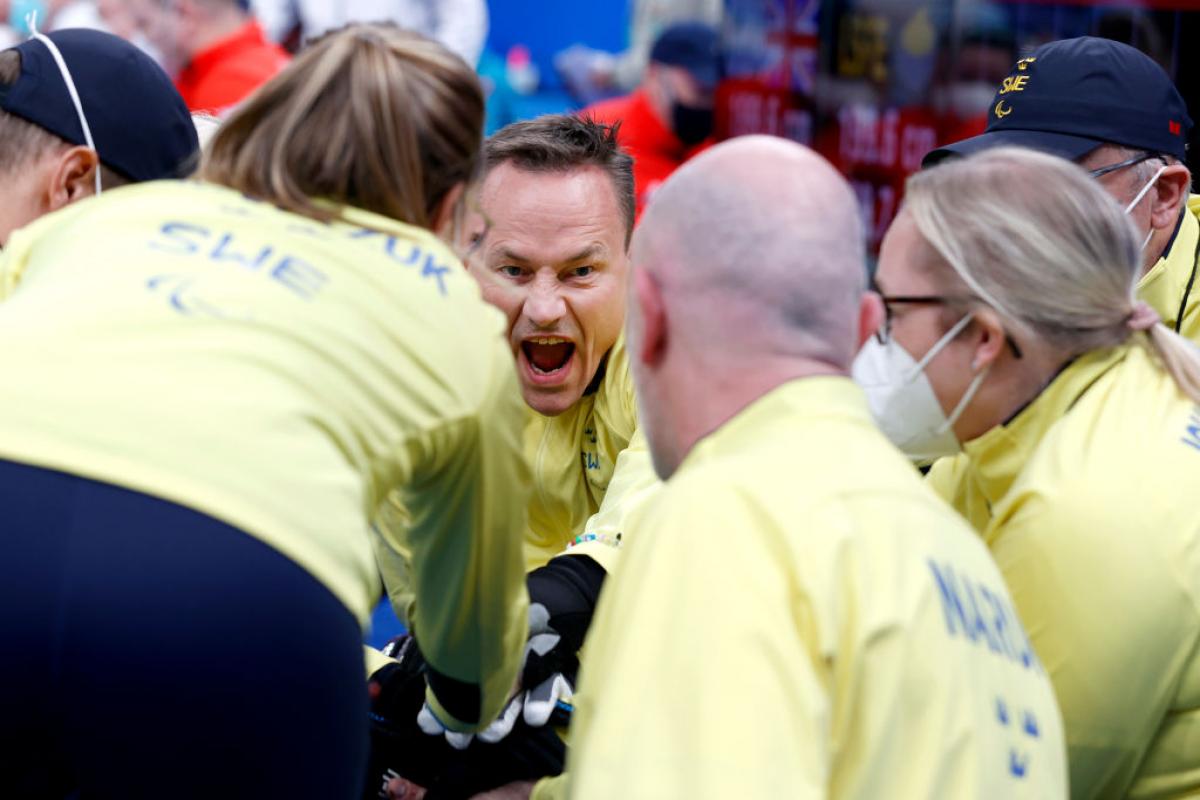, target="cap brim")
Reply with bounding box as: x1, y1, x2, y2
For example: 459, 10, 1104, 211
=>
922, 128, 1104, 169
